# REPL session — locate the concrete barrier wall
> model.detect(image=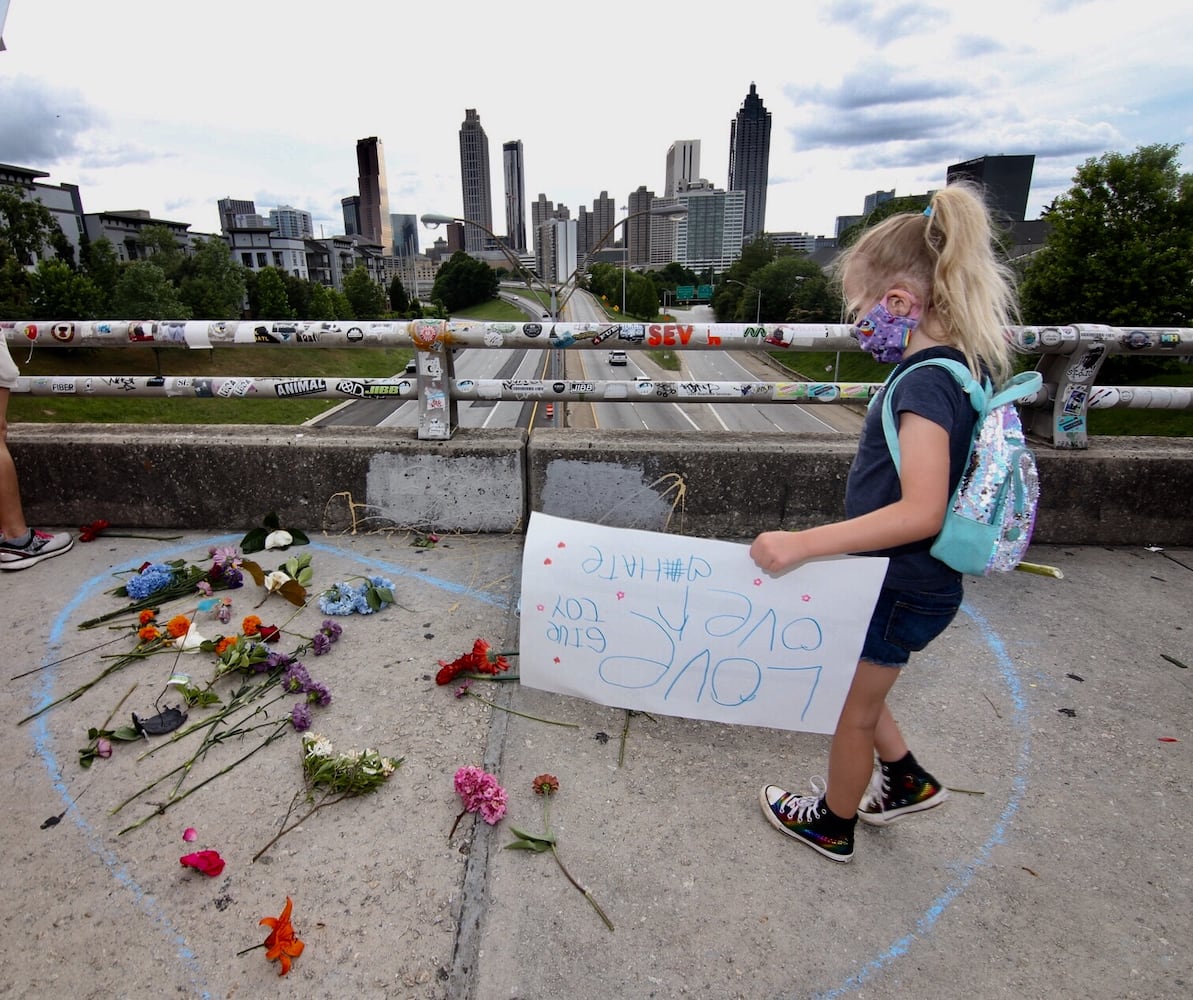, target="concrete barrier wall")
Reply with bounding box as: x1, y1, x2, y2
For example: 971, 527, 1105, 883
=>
10, 424, 1193, 545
